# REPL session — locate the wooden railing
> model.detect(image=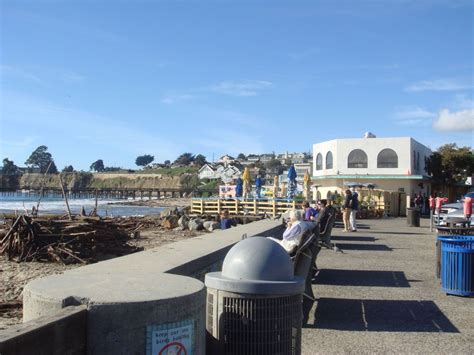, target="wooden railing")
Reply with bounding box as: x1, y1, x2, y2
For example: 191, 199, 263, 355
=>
191, 198, 303, 216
